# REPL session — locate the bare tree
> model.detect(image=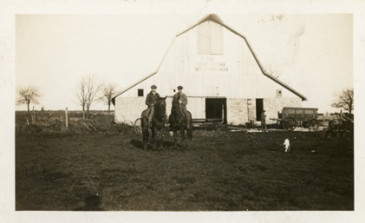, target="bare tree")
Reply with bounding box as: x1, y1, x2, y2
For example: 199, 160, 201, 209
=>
77, 76, 101, 118
99, 83, 117, 112
332, 88, 354, 114
17, 86, 40, 112
77, 79, 87, 119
